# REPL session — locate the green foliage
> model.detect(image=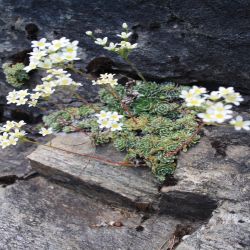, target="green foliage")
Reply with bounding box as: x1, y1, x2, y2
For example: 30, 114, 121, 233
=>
2, 63, 29, 88
99, 81, 200, 181
43, 82, 200, 182
43, 106, 96, 133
